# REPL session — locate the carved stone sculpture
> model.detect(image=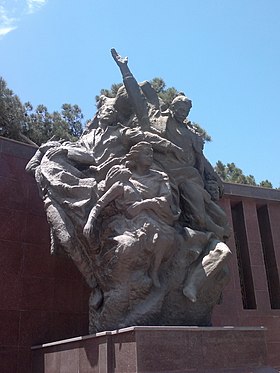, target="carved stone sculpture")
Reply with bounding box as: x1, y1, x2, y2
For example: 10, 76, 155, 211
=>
26, 49, 232, 333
